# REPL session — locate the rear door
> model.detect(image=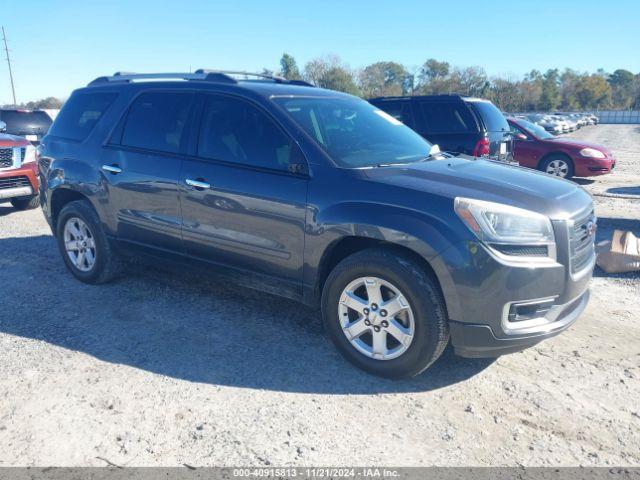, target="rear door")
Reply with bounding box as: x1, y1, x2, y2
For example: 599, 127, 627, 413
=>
414, 100, 478, 155
100, 90, 194, 252
179, 93, 308, 292
466, 100, 512, 162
